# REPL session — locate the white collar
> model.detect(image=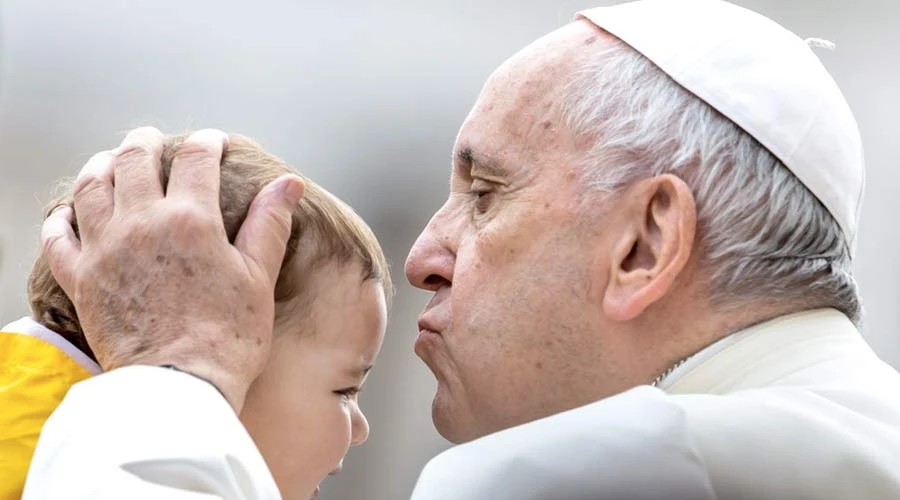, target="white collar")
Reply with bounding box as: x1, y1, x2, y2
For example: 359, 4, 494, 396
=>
656, 308, 865, 394
2, 316, 102, 375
